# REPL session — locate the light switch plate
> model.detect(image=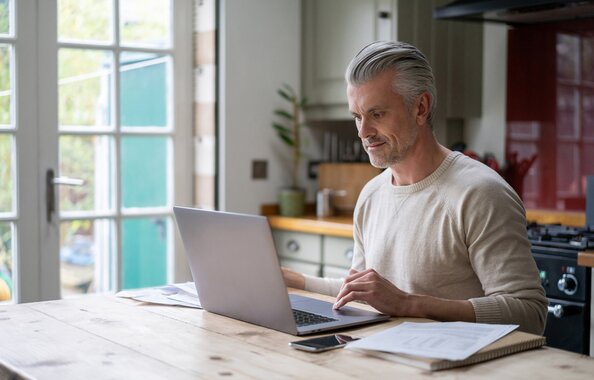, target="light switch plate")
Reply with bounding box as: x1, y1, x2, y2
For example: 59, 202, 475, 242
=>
252, 160, 268, 180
